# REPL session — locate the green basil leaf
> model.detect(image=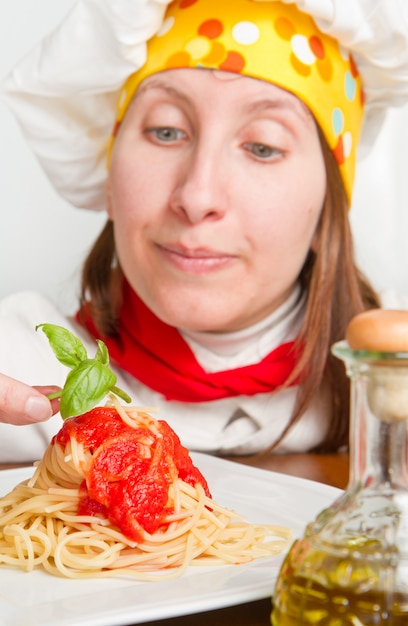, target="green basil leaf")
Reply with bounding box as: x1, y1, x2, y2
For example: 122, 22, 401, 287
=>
37, 322, 132, 418
110, 385, 132, 404
95, 339, 110, 366
59, 360, 116, 418
36, 324, 87, 368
